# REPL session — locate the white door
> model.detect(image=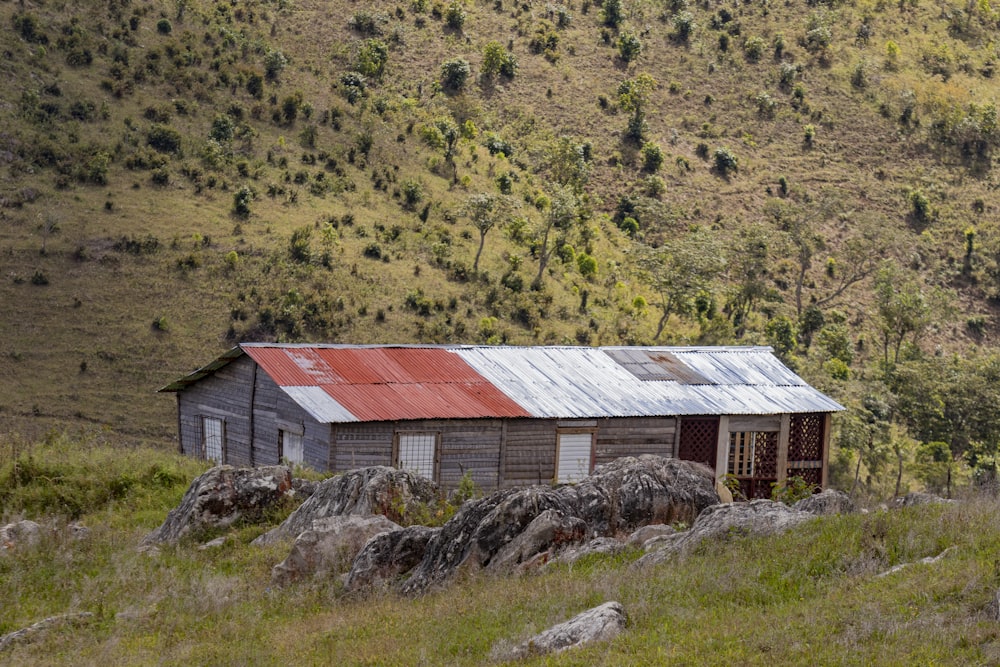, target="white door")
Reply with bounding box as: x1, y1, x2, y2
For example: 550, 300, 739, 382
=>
280, 430, 304, 465
203, 417, 224, 463
556, 432, 593, 483
397, 433, 437, 481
